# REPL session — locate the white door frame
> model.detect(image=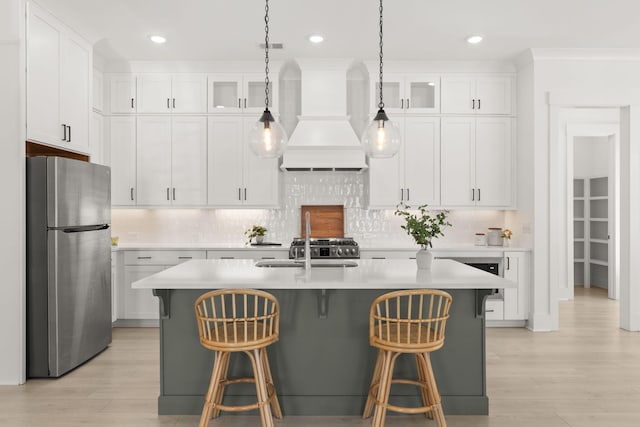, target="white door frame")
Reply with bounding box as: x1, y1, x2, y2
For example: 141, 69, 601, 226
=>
549, 89, 640, 331
565, 124, 619, 301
